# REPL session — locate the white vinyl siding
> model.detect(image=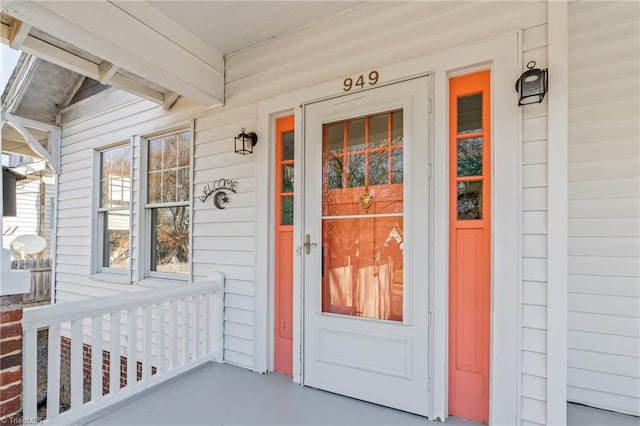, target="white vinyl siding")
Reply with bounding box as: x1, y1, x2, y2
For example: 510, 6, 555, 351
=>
567, 0, 640, 416
2, 173, 54, 253
54, 1, 551, 402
